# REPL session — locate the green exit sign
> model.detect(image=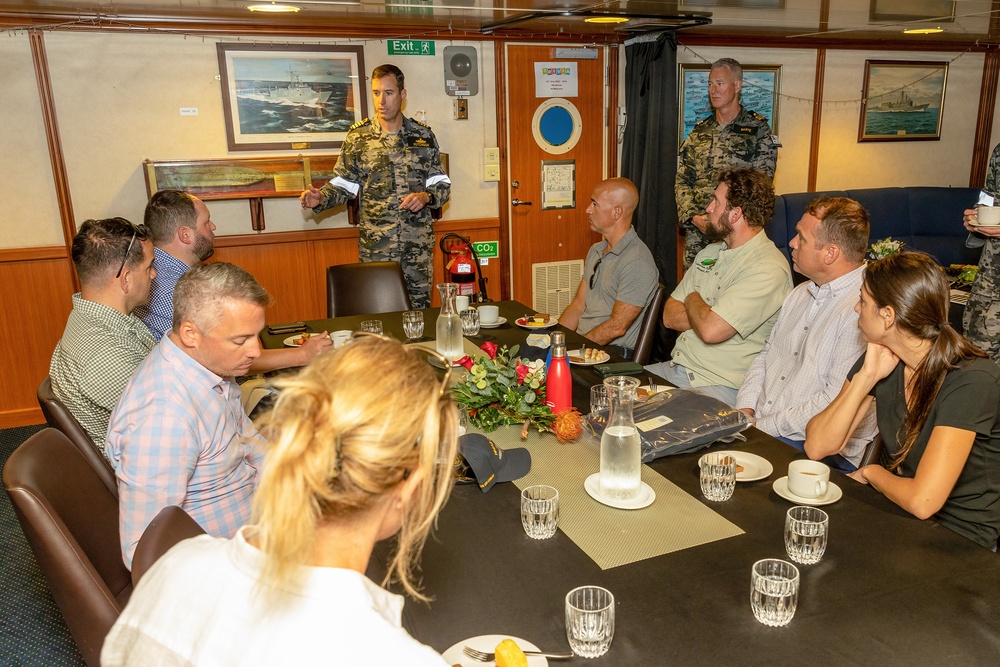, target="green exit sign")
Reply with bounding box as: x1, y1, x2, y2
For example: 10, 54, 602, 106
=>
388, 40, 435, 56
472, 241, 499, 259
